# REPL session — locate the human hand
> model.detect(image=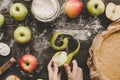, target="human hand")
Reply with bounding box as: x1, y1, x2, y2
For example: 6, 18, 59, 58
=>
47, 59, 61, 80
64, 60, 83, 80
